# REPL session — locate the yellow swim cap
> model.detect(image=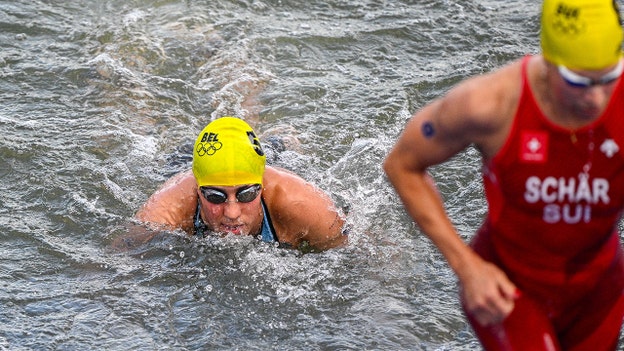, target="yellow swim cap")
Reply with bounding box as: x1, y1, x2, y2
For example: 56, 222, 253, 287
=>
192, 117, 266, 187
541, 0, 623, 70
